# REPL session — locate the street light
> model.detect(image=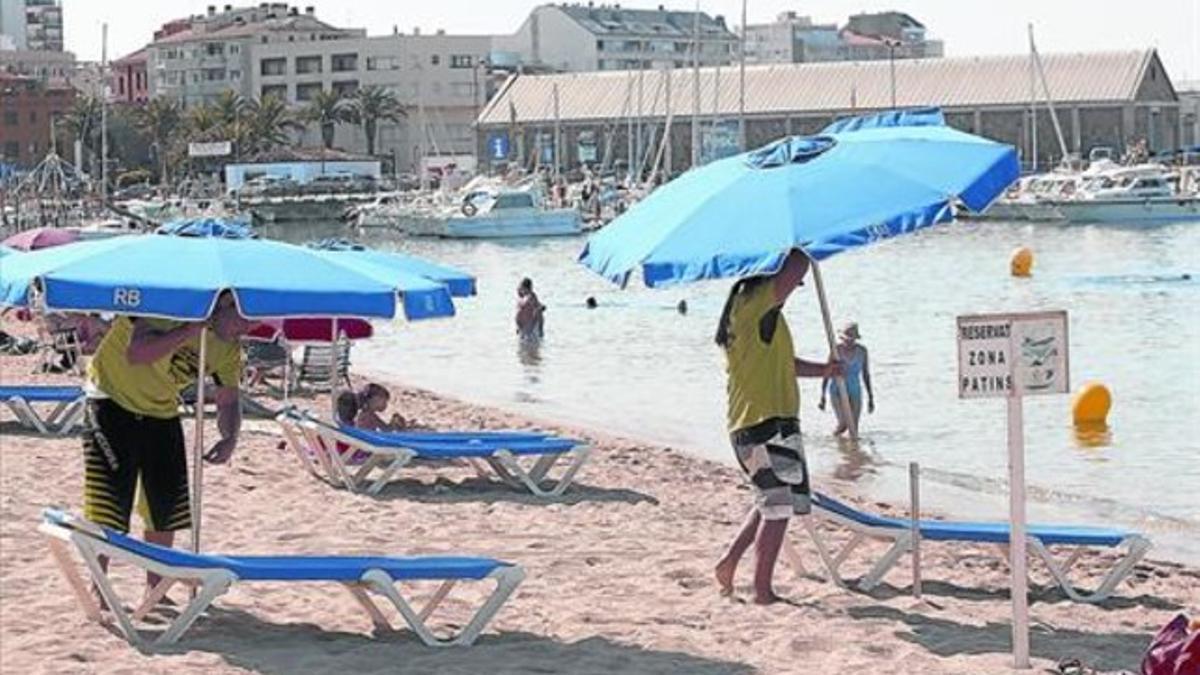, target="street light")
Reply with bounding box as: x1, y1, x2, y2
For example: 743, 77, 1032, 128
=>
886, 38, 899, 109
